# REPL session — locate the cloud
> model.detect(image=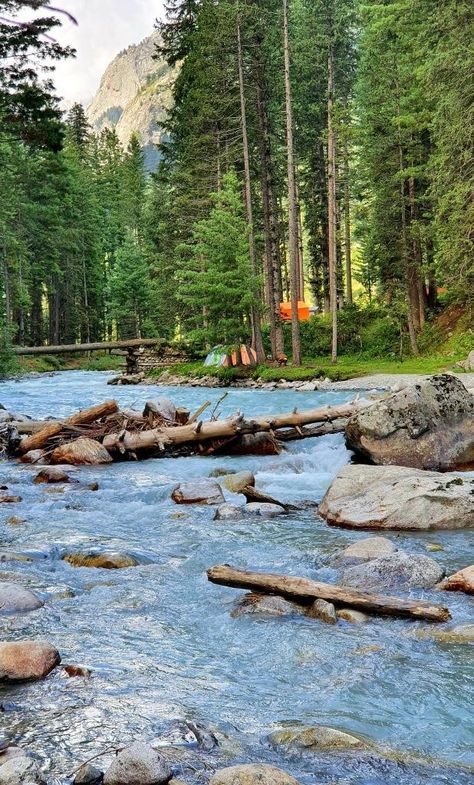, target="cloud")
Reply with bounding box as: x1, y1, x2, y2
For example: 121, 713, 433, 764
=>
48, 0, 165, 105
